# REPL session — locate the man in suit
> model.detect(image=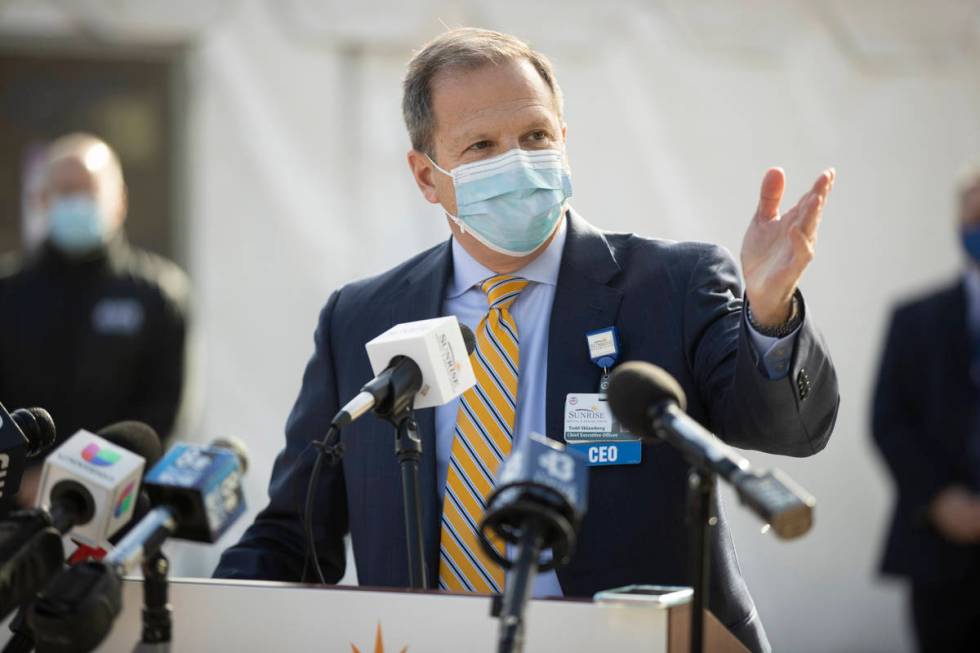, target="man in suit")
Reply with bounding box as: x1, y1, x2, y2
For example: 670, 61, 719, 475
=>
215, 28, 838, 652
873, 166, 980, 652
